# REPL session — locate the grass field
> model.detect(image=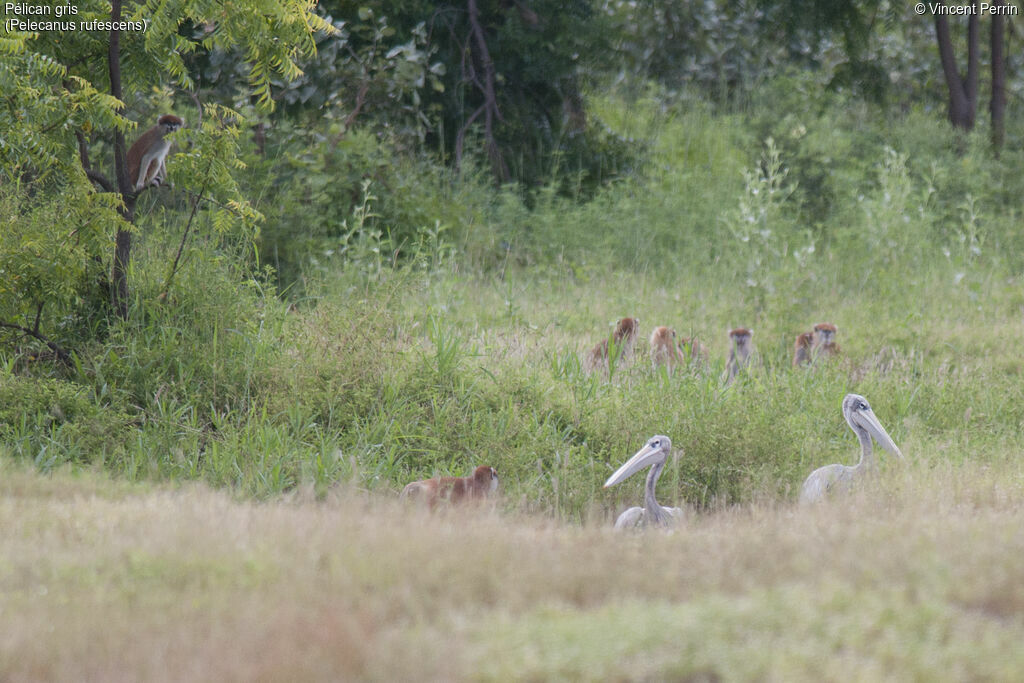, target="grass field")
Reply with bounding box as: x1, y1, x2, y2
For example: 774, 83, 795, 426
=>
4, 90, 1024, 679
3, 457, 1023, 681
